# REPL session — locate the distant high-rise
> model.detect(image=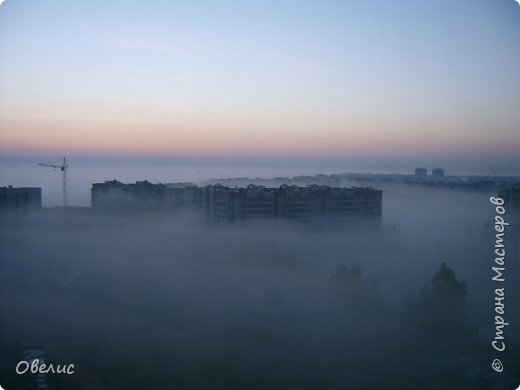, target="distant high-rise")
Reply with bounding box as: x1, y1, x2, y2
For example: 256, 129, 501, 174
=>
432, 168, 445, 178
498, 184, 520, 210
0, 185, 42, 213
415, 167, 427, 177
